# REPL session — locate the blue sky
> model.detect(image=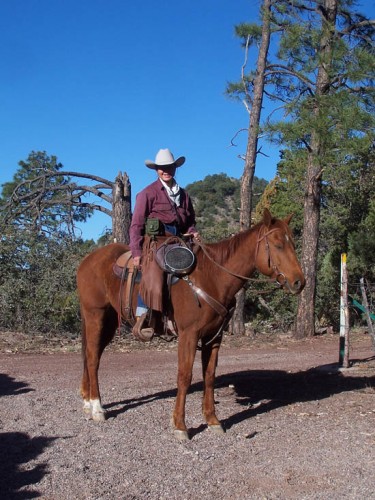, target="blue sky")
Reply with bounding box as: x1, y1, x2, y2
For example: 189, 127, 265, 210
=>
1, 0, 372, 240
